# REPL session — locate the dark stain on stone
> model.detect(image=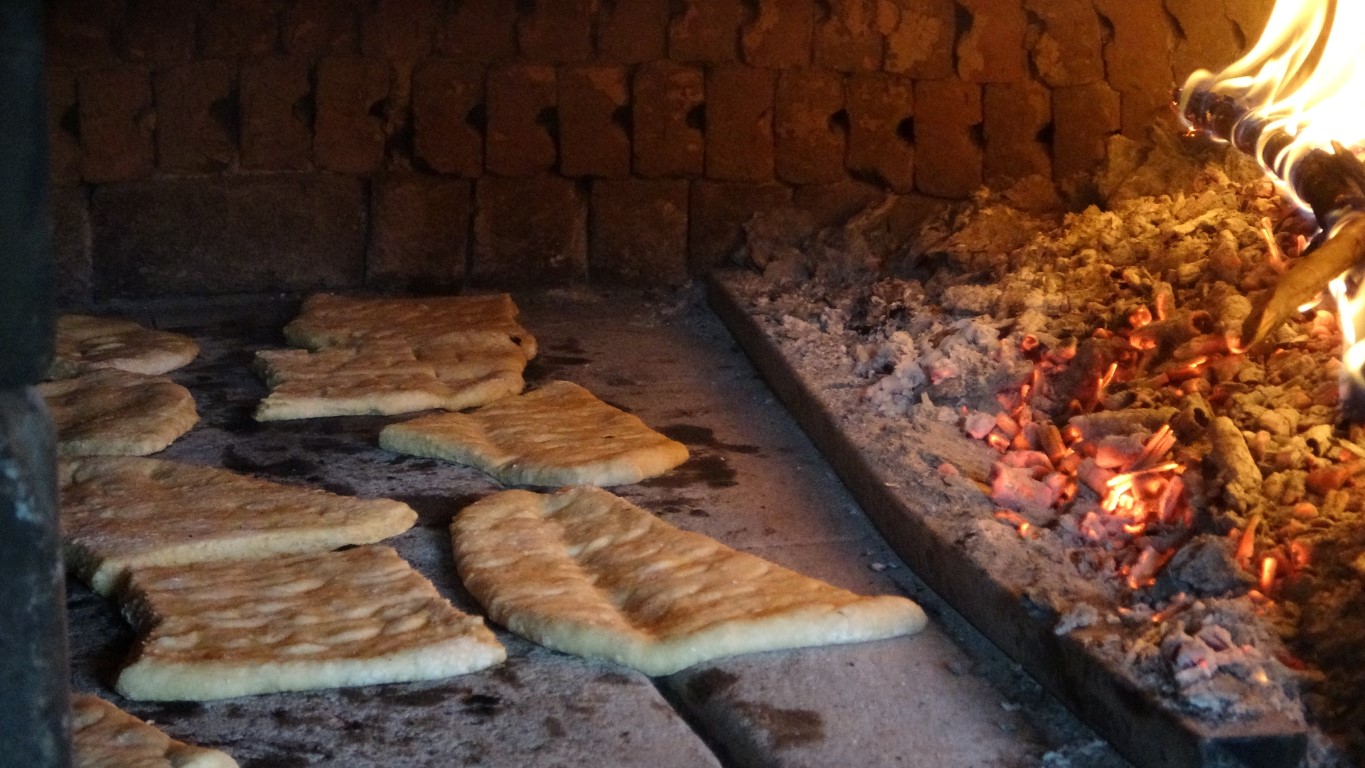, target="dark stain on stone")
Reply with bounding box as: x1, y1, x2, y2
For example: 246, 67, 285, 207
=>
141, 701, 205, 720
596, 671, 636, 687
341, 719, 366, 740
339, 688, 371, 704
737, 703, 825, 750
640, 454, 737, 489
543, 715, 567, 739
242, 756, 310, 768
601, 399, 635, 414
606, 375, 639, 387
659, 424, 763, 455
685, 668, 740, 704
395, 493, 481, 528
492, 663, 524, 689
536, 353, 592, 368
319, 481, 357, 497
224, 703, 246, 718
688, 508, 711, 517
461, 692, 503, 716
221, 446, 318, 480
270, 708, 290, 723
552, 337, 586, 354
389, 684, 465, 707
